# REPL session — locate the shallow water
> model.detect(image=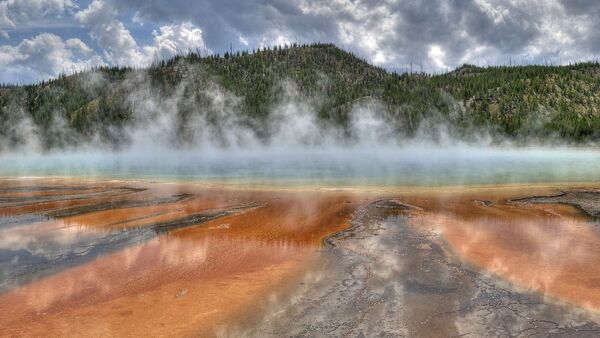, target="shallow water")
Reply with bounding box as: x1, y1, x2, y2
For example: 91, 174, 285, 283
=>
0, 218, 152, 282
2, 146, 600, 336
249, 197, 600, 337
1, 146, 599, 186
0, 180, 359, 336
